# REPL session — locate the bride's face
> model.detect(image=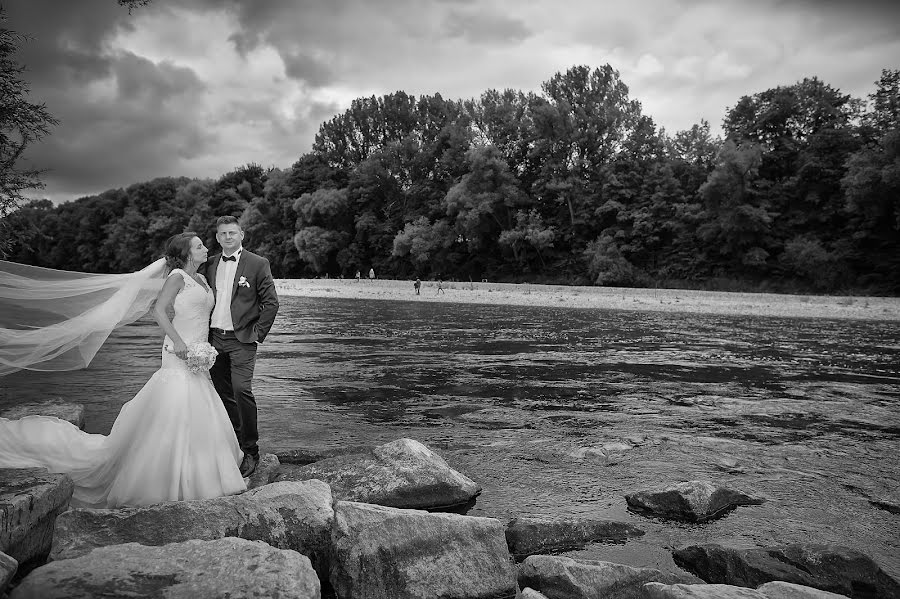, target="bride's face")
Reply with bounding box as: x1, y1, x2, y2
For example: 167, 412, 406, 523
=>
188, 237, 208, 265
